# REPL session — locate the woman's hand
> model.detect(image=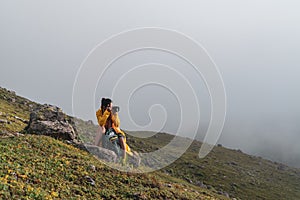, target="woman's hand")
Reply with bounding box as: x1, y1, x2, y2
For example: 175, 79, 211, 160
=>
106, 103, 113, 112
